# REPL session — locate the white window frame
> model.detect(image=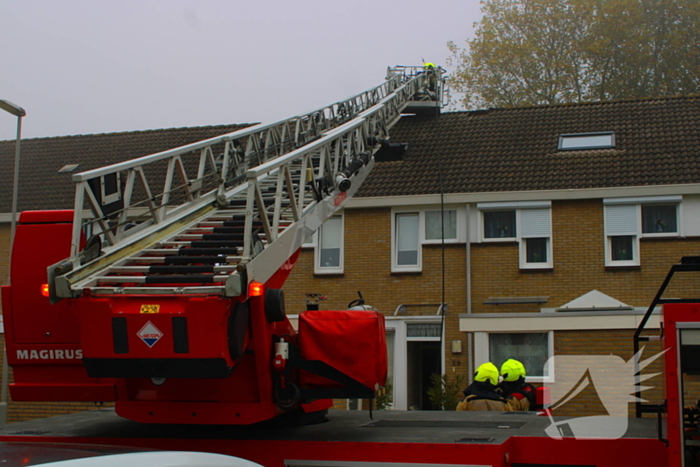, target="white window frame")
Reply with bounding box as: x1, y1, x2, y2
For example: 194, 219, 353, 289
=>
474, 330, 554, 383
393, 211, 421, 272
423, 209, 459, 244
478, 201, 553, 270
641, 203, 681, 238
603, 196, 681, 267
391, 206, 464, 272
558, 132, 615, 151
314, 214, 344, 274
100, 172, 122, 205
301, 229, 318, 249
